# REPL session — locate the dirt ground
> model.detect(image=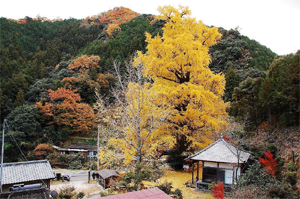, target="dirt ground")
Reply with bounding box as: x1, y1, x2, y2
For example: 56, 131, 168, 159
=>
51, 169, 211, 199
